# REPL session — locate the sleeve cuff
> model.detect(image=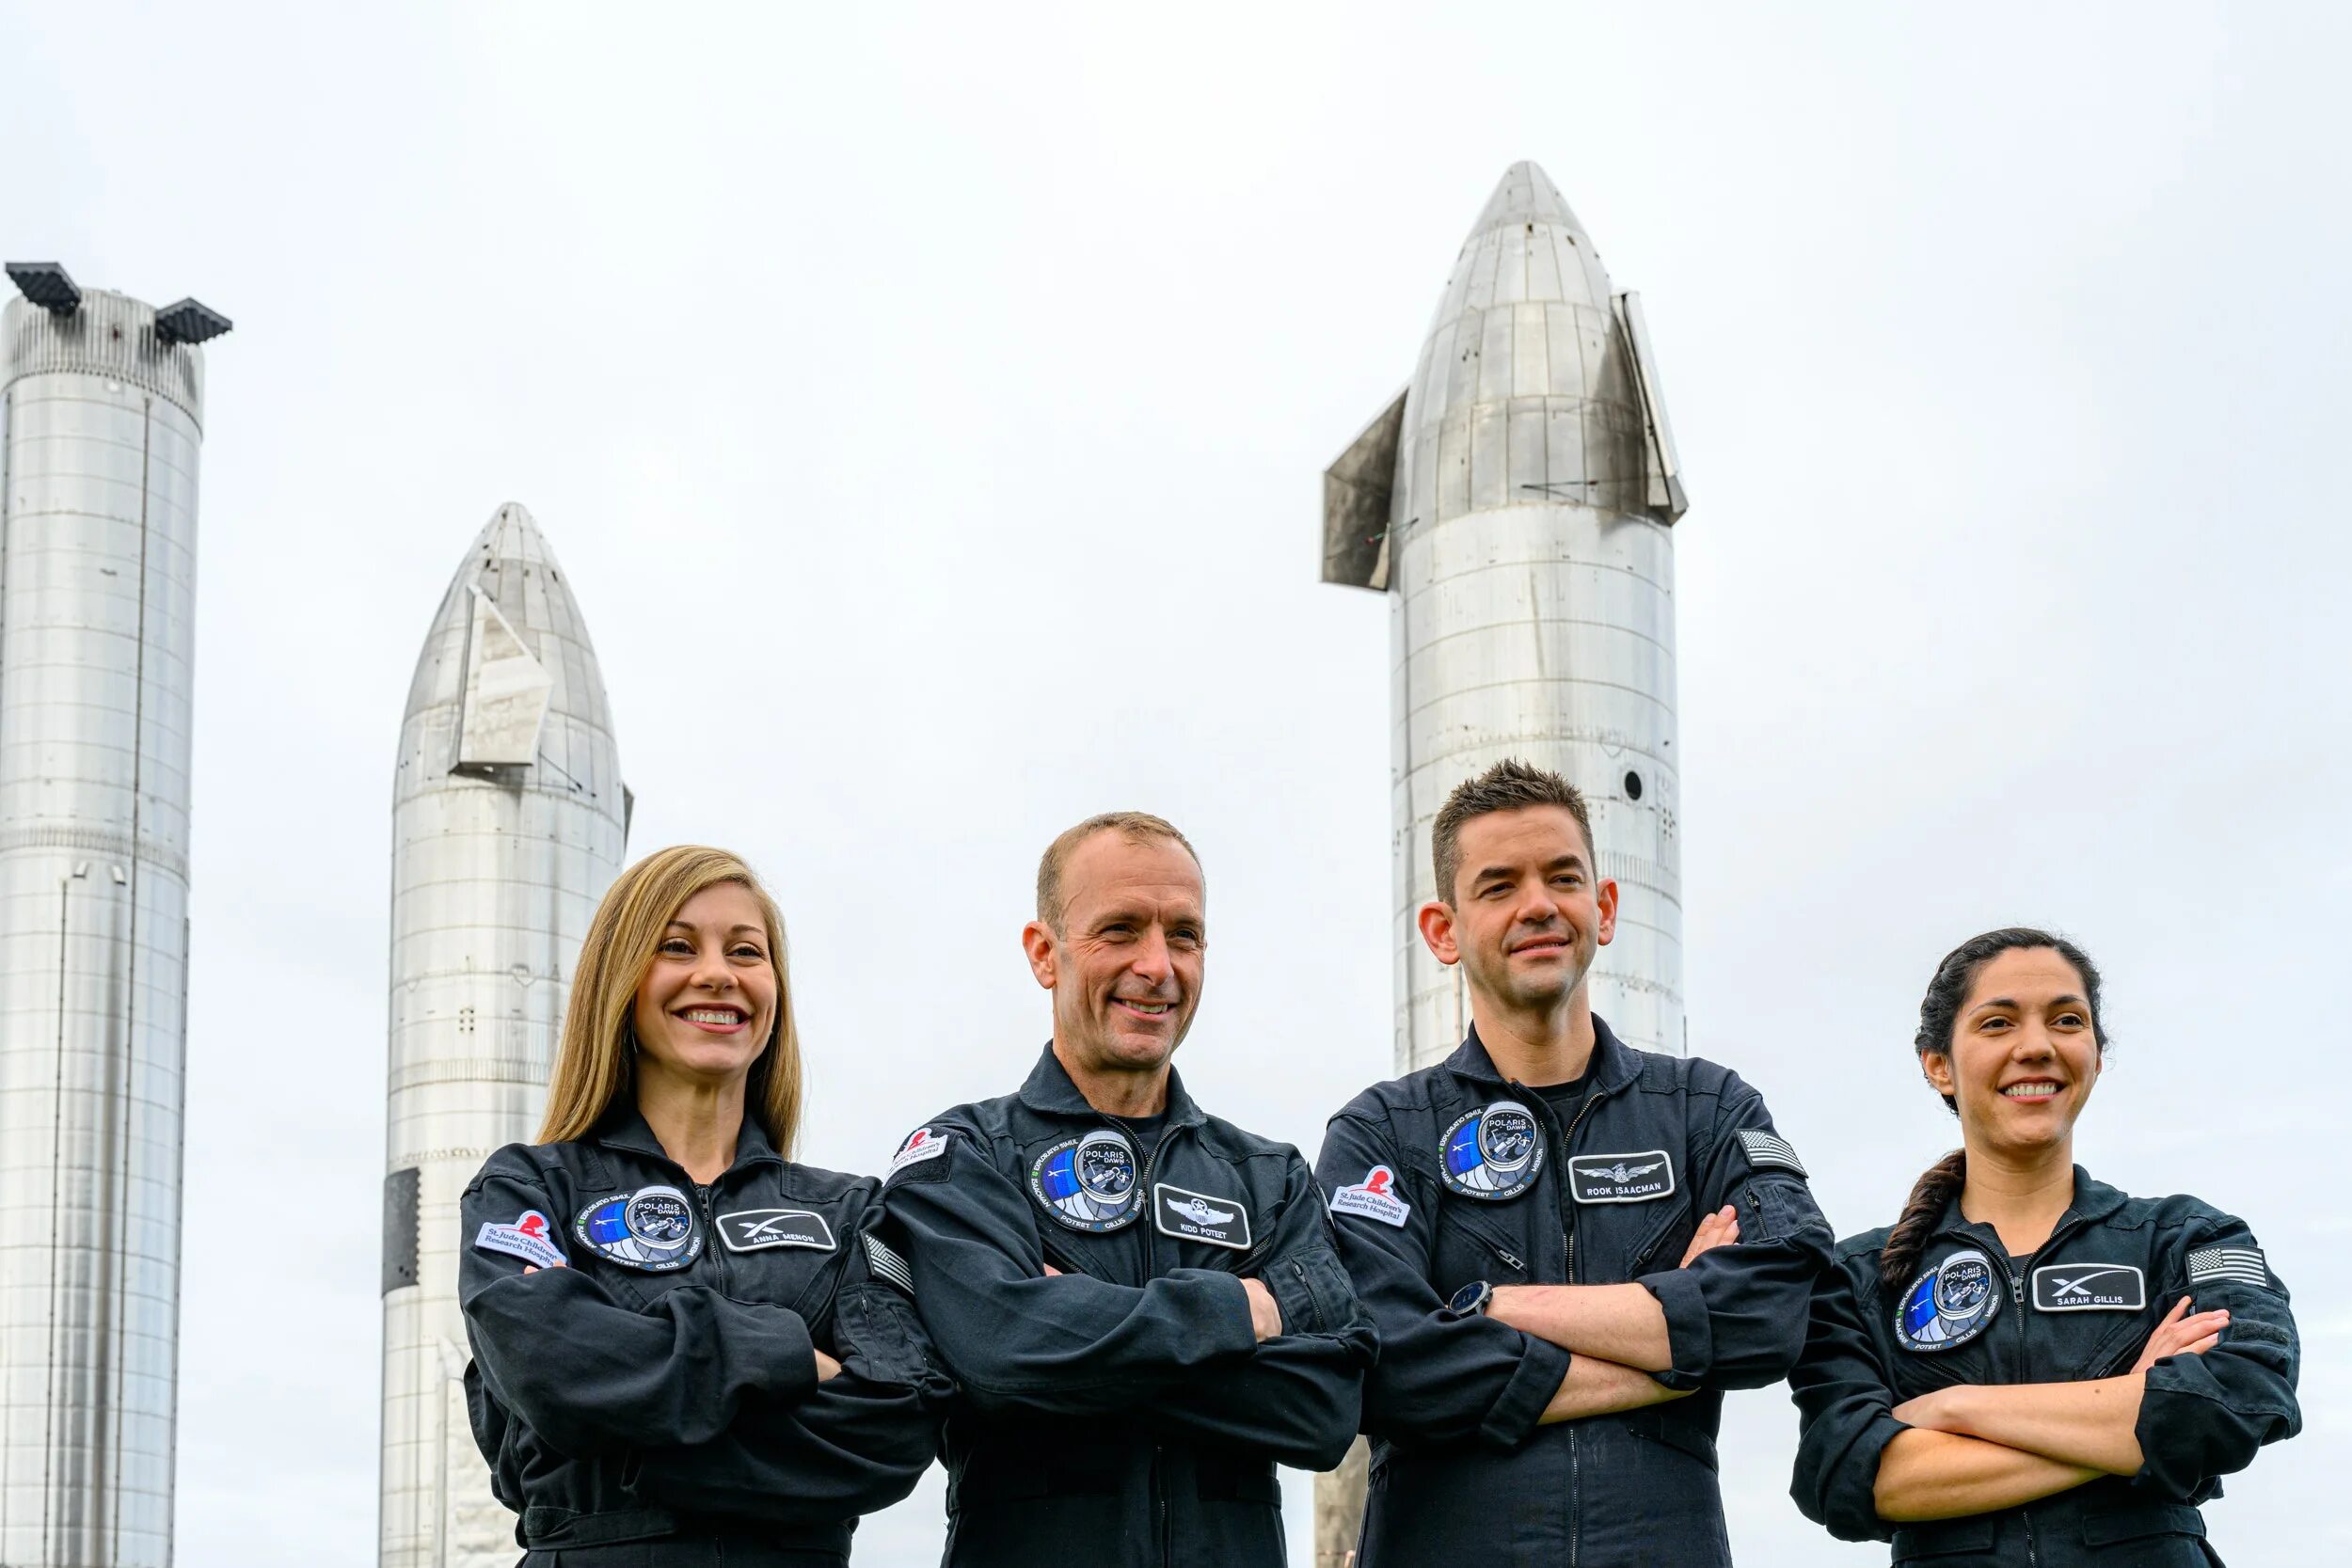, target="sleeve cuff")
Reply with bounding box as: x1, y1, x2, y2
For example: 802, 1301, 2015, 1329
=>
1637, 1266, 1714, 1390
1824, 1412, 1908, 1542
1210, 1274, 1262, 1356
2128, 1362, 2237, 1497
730, 1295, 820, 1402
1478, 1332, 1572, 1449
